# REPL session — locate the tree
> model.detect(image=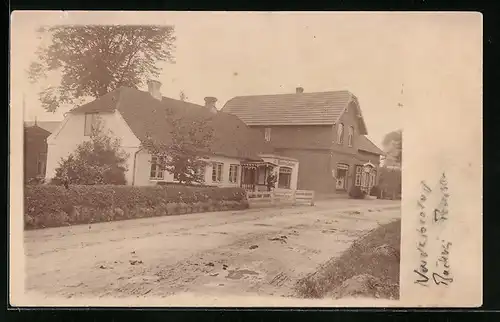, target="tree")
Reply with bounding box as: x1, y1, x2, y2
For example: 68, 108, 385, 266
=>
52, 121, 129, 185
144, 111, 215, 185
378, 166, 402, 200
28, 25, 176, 112
382, 129, 402, 164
